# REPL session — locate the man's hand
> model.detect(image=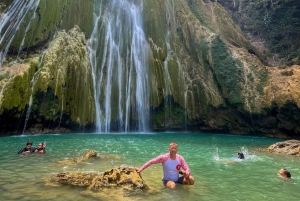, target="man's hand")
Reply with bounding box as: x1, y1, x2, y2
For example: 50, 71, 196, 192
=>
182, 170, 189, 179
135, 167, 141, 173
